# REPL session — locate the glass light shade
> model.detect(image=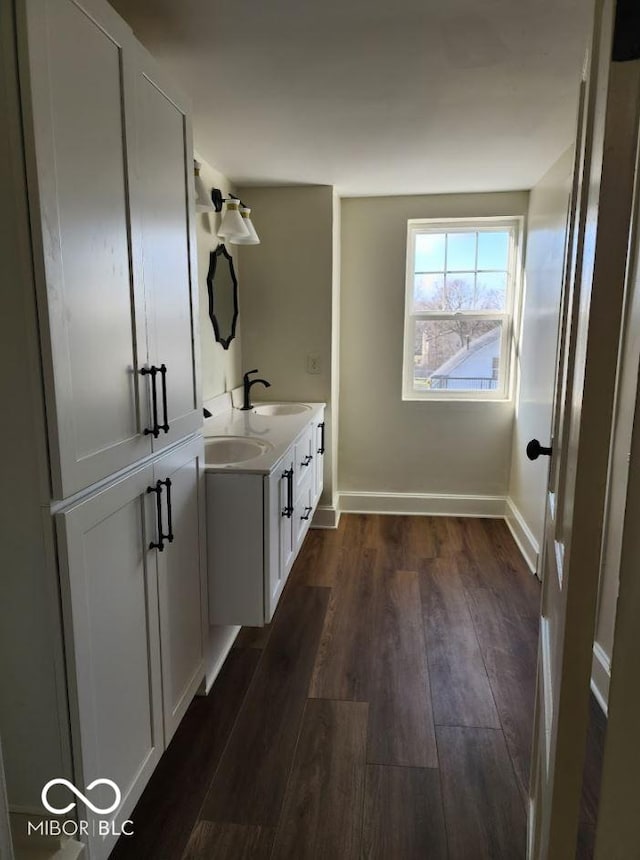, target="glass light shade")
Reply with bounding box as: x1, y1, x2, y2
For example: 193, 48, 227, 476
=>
194, 161, 214, 212
231, 207, 260, 245
217, 200, 249, 241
